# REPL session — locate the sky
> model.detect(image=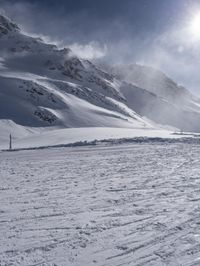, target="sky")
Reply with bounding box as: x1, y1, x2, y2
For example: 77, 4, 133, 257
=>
1, 0, 200, 94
